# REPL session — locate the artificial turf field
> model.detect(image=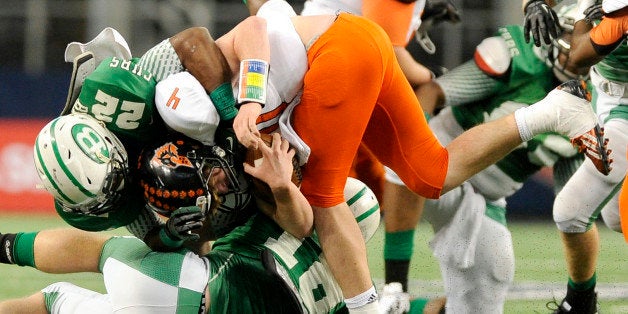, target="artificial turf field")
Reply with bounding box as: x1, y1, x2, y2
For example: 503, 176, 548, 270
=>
0, 213, 626, 313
